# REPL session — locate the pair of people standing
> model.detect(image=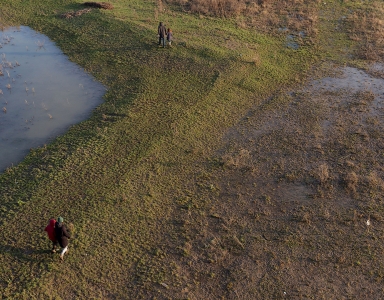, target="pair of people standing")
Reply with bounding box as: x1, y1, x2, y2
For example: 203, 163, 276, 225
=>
158, 22, 173, 47
44, 216, 71, 260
